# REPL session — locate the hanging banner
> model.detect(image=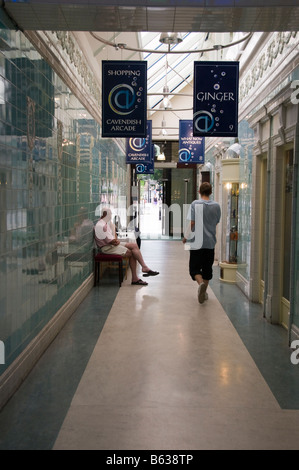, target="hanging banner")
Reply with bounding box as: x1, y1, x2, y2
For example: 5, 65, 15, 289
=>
135, 159, 154, 175
102, 60, 147, 138
179, 120, 205, 164
136, 144, 154, 175
126, 121, 152, 164
193, 61, 239, 137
